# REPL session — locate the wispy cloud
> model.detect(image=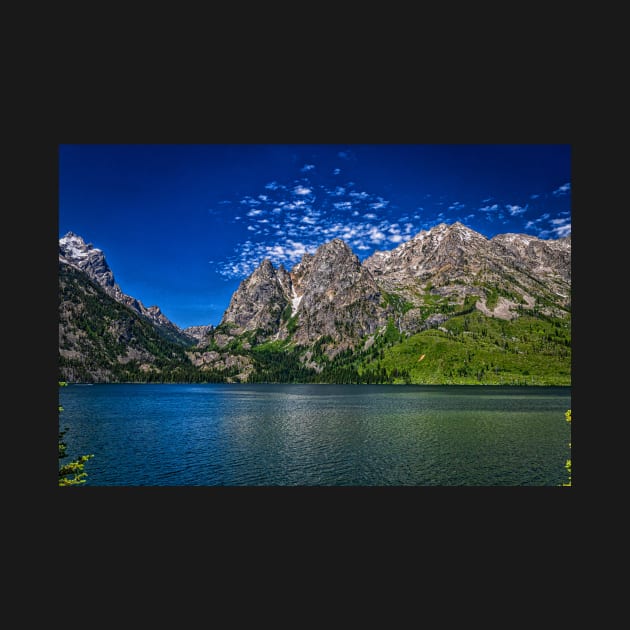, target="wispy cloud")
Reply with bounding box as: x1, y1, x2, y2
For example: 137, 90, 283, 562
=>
552, 223, 571, 237
552, 182, 571, 196
350, 190, 369, 200
218, 168, 553, 278
549, 217, 570, 227
526, 212, 570, 239
293, 185, 312, 195
333, 168, 341, 175
505, 204, 527, 216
